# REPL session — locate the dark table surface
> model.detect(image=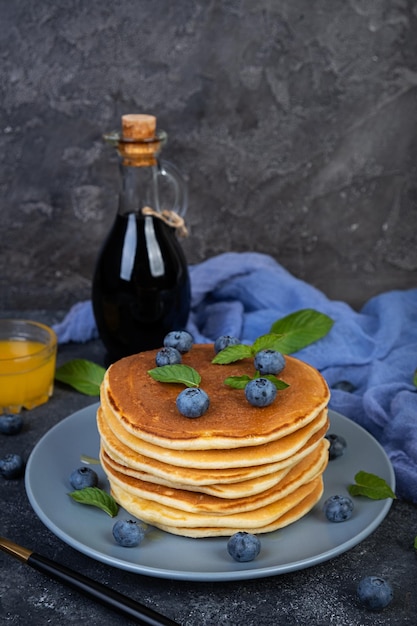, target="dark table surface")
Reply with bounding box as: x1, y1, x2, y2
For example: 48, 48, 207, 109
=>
1, 311, 417, 626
